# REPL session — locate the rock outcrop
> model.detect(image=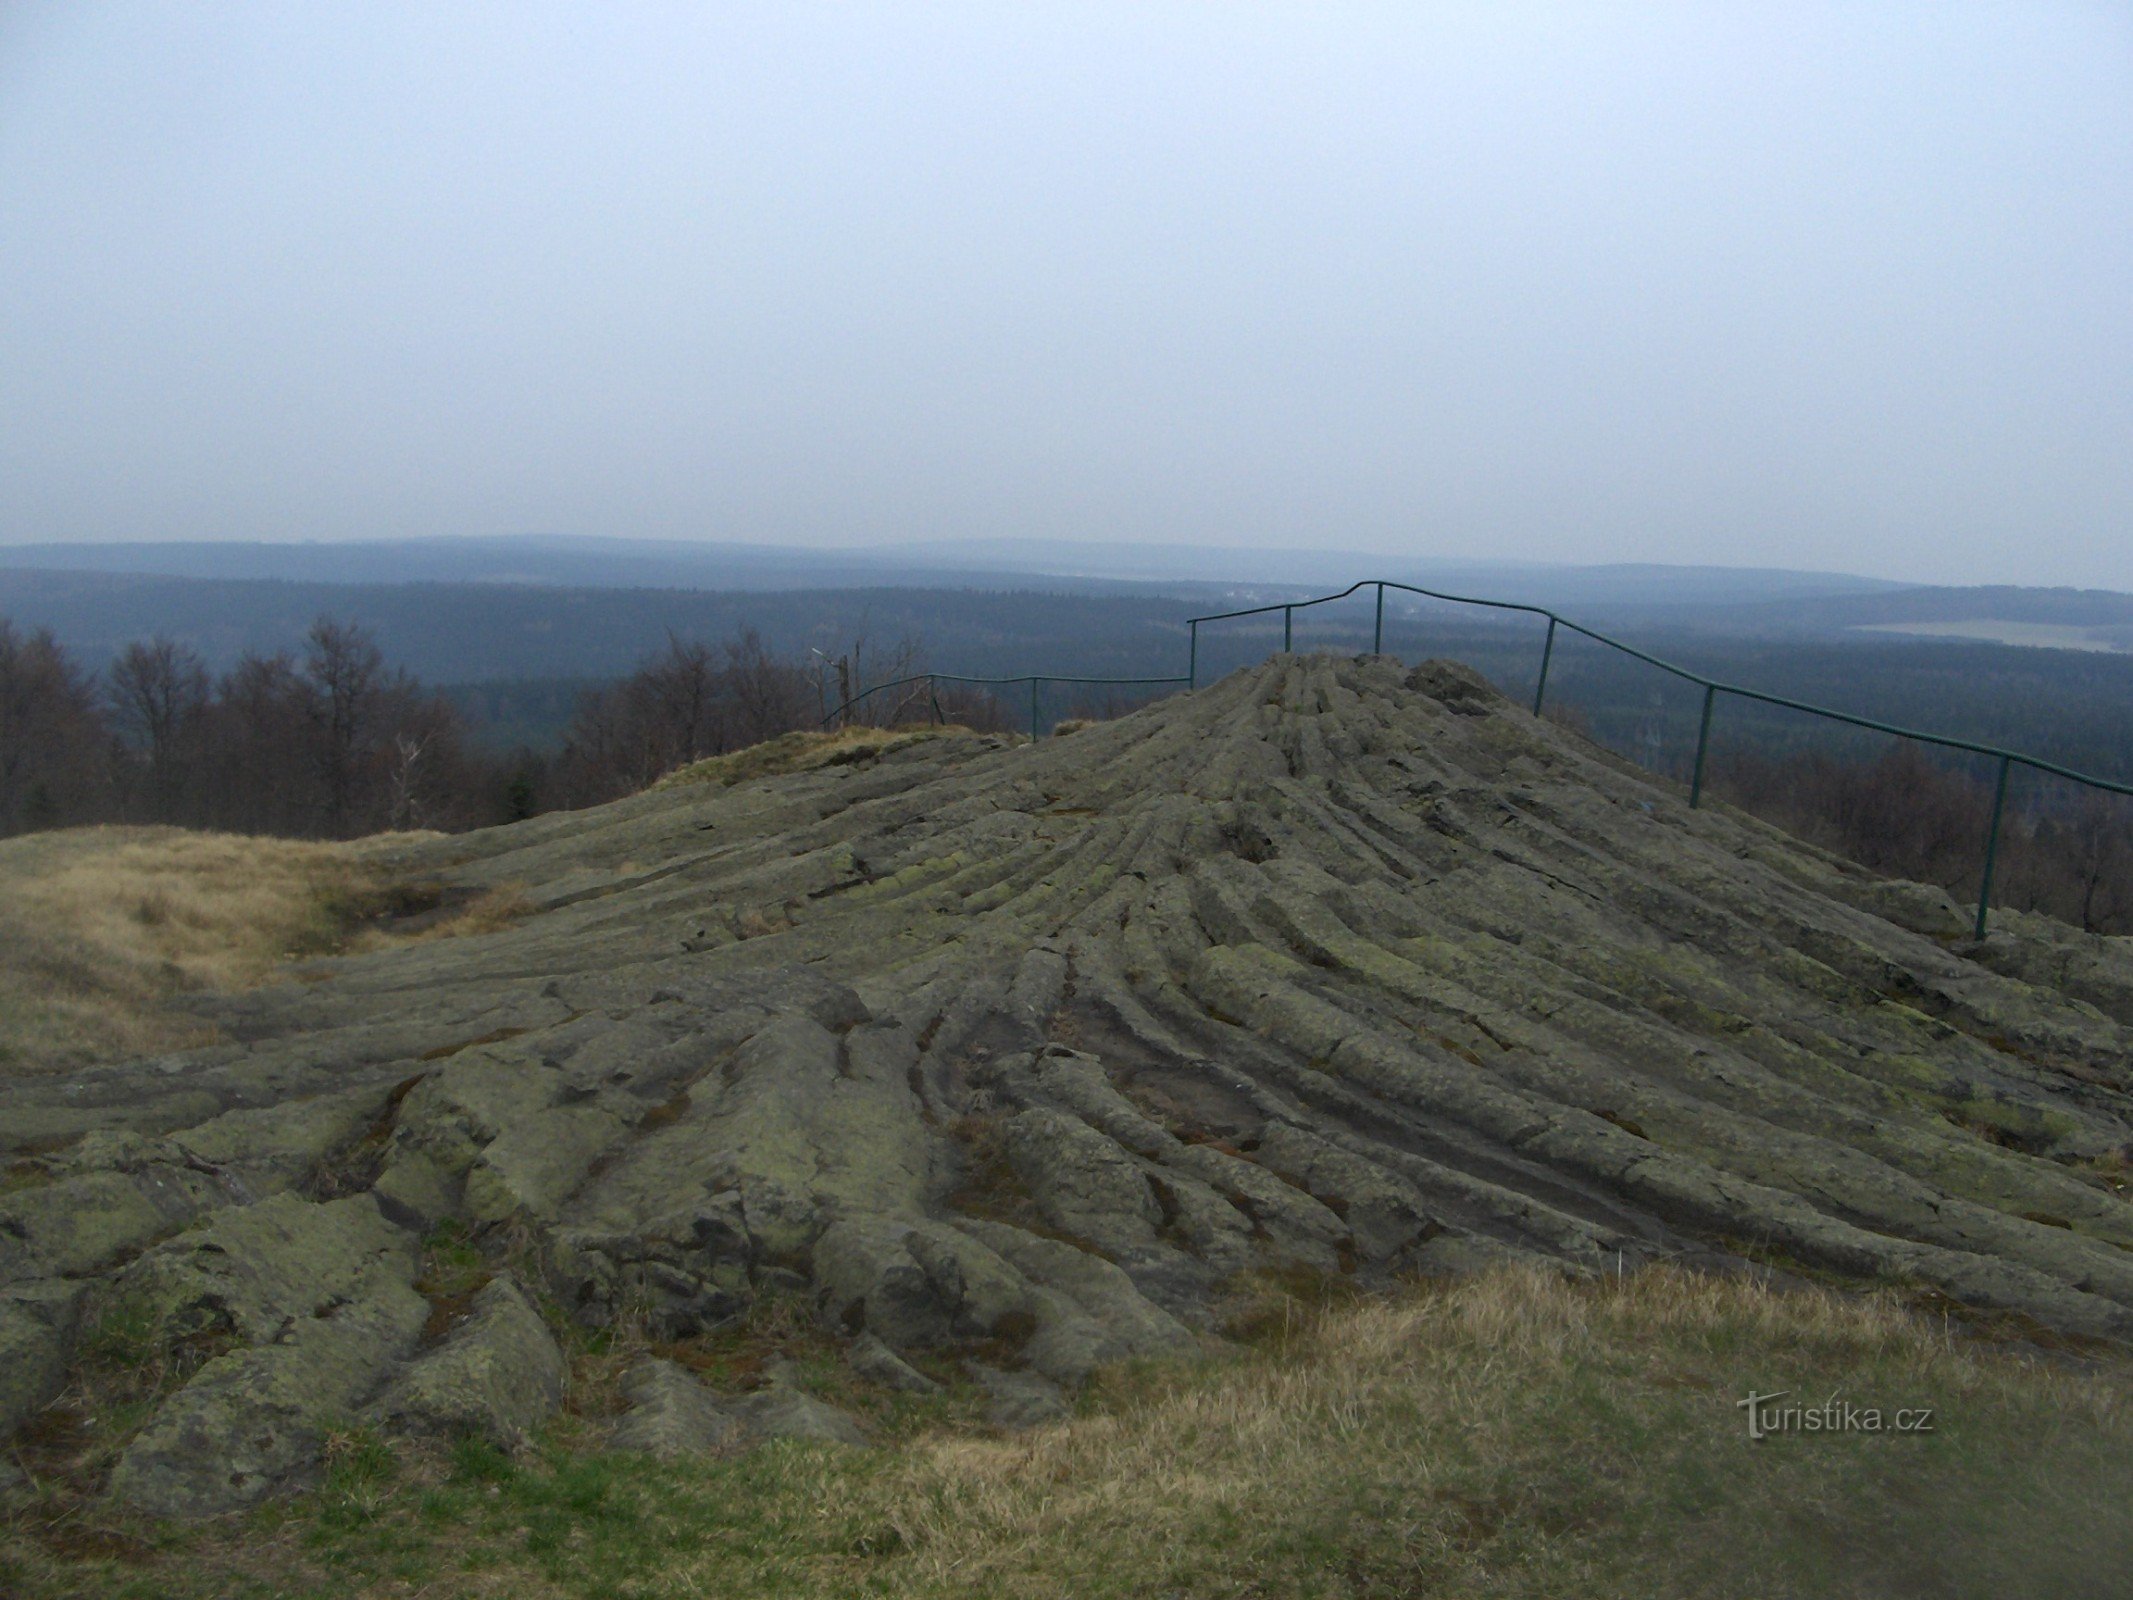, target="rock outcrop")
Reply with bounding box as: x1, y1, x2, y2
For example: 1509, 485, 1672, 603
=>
609, 1359, 868, 1457
374, 1277, 567, 1446
7, 655, 2133, 1512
